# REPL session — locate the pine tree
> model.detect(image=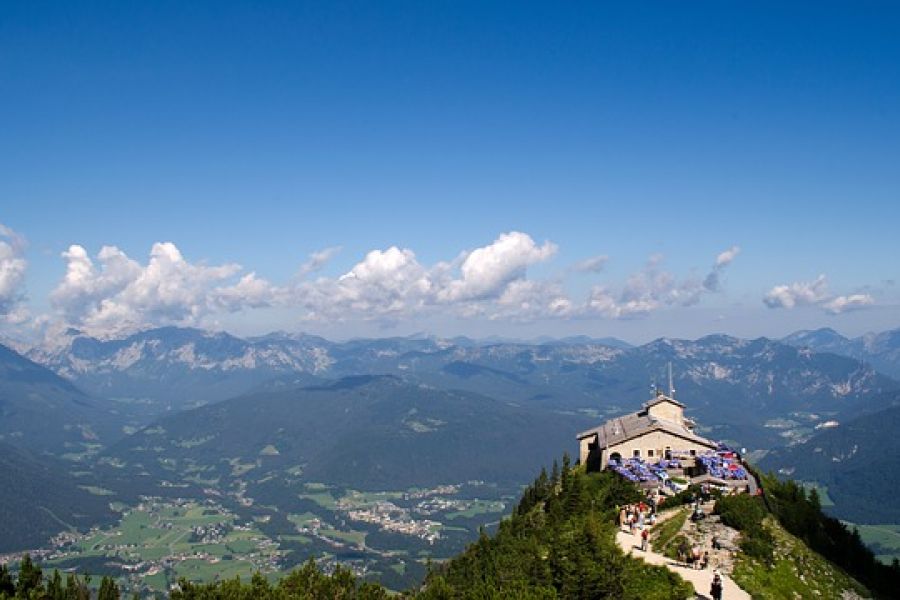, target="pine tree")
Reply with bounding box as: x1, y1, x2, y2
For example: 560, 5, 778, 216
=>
808, 487, 822, 512
560, 452, 572, 494
64, 572, 91, 600
47, 570, 63, 600
0, 564, 14, 598
98, 576, 120, 600
15, 555, 42, 598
